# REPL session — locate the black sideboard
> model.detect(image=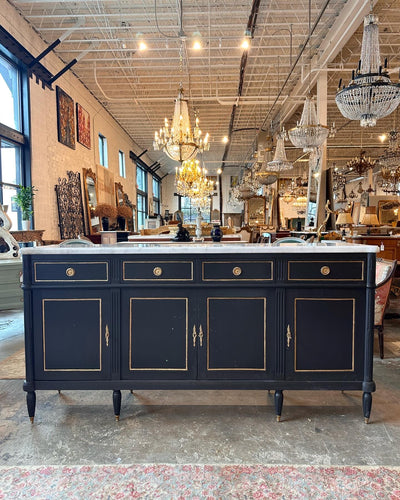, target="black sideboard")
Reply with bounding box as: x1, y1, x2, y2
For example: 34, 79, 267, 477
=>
22, 245, 377, 423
